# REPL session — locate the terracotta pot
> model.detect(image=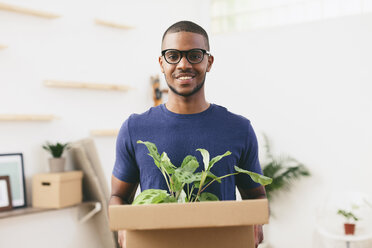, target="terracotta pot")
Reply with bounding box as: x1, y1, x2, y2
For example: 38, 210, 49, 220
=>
49, 157, 65, 173
344, 223, 355, 235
